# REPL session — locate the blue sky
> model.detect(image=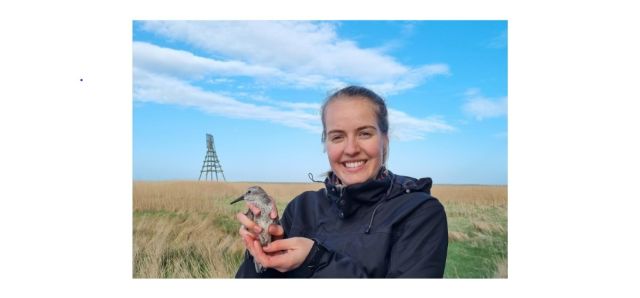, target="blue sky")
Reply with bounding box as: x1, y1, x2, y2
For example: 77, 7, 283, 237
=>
133, 21, 507, 184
